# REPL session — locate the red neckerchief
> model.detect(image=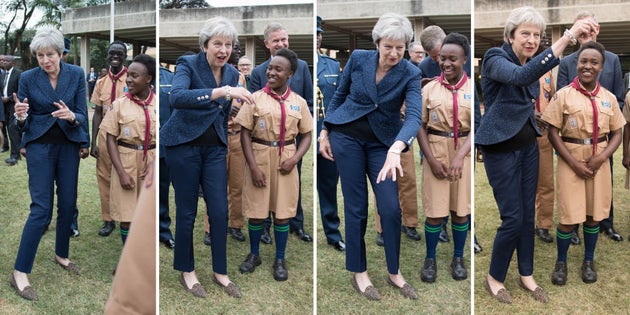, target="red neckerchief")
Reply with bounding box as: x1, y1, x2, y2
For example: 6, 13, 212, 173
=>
438, 72, 468, 149
108, 66, 128, 106
262, 83, 291, 156
569, 76, 601, 156
125, 90, 154, 161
